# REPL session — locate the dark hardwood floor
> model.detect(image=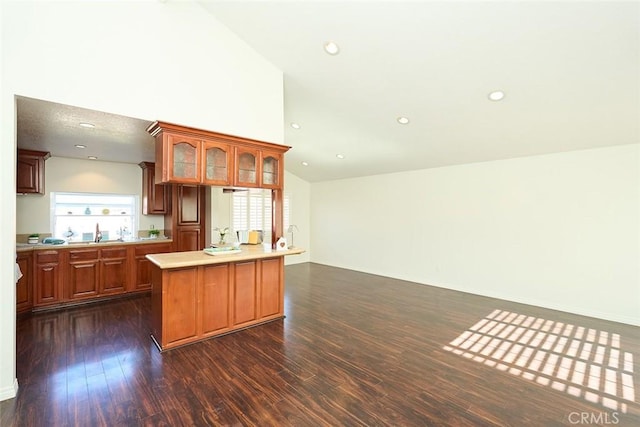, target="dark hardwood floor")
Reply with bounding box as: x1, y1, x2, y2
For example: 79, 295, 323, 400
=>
2, 262, 639, 426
